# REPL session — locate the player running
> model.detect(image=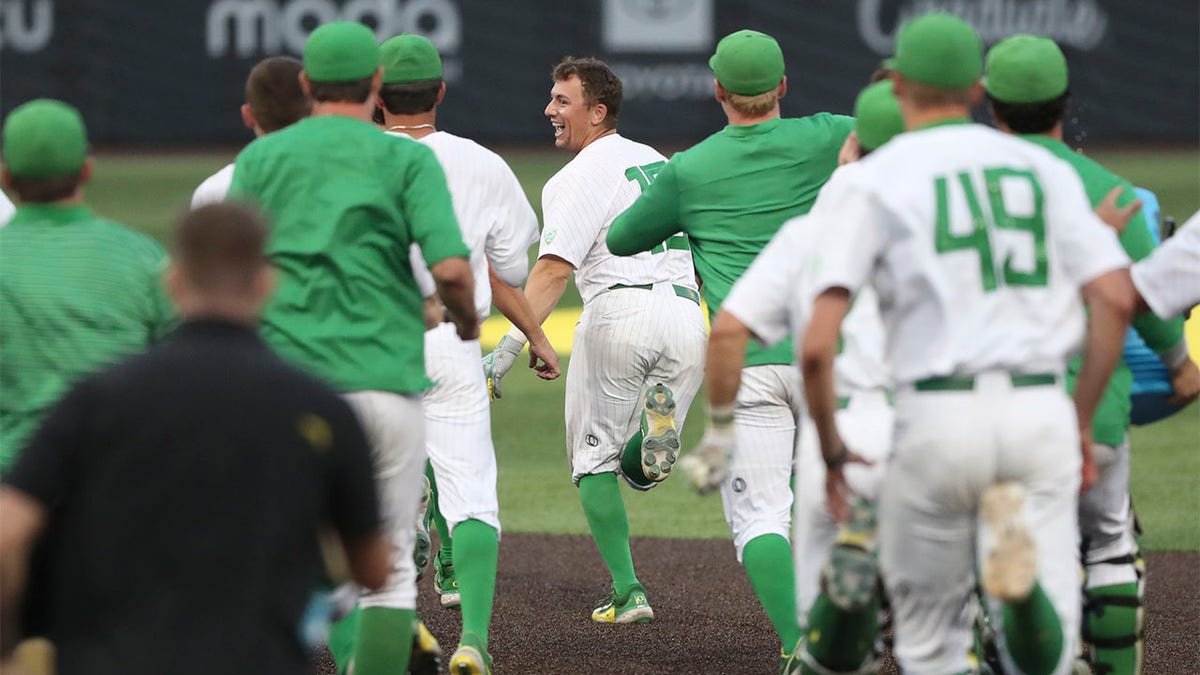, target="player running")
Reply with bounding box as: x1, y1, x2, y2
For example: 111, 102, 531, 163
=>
228, 22, 477, 675
607, 29, 853, 661
800, 14, 1134, 675
483, 57, 707, 624
985, 35, 1200, 674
